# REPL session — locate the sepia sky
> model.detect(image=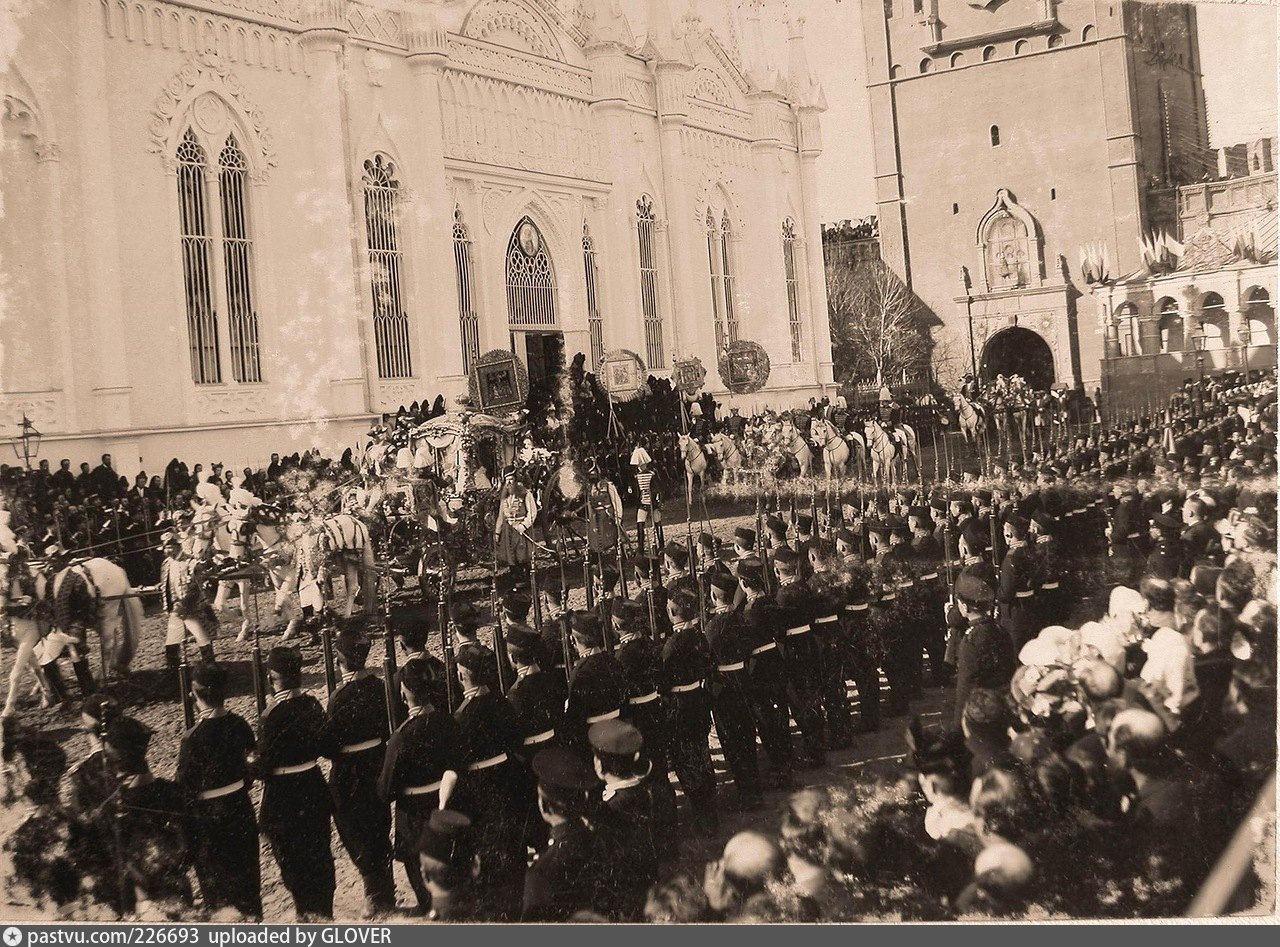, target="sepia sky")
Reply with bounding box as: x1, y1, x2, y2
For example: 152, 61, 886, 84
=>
806, 0, 1280, 221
